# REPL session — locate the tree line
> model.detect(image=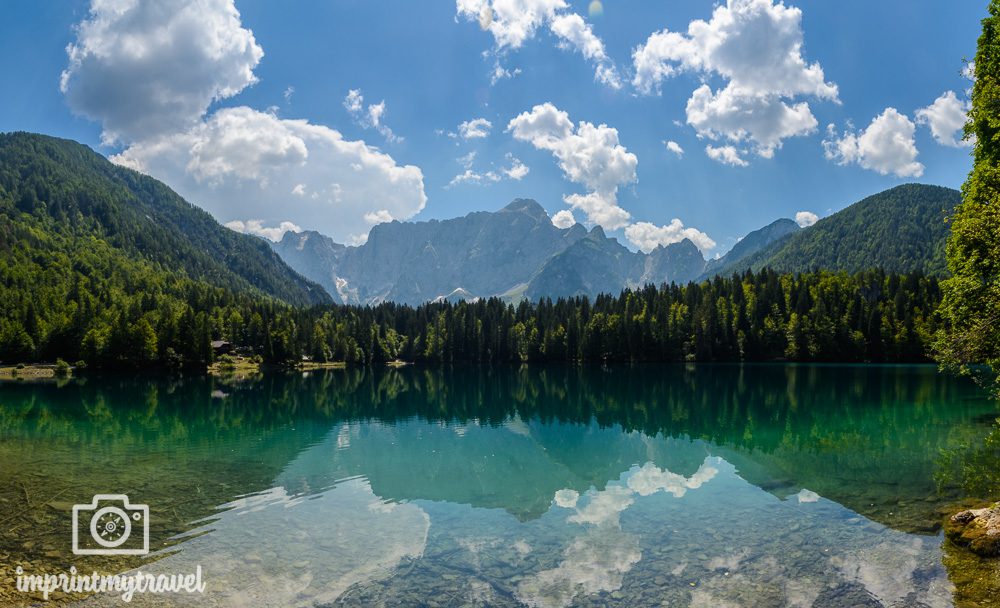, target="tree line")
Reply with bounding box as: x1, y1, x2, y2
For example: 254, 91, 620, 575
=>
1, 264, 942, 368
